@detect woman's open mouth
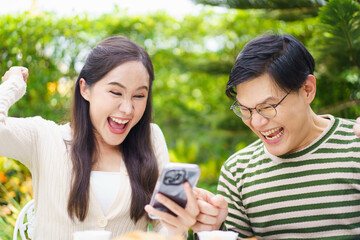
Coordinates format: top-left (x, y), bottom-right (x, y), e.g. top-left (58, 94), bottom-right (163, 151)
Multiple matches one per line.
top-left (108, 117), bottom-right (129, 134)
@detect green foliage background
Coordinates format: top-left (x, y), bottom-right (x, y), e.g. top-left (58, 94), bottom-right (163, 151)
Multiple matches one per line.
top-left (0, 0), bottom-right (359, 238)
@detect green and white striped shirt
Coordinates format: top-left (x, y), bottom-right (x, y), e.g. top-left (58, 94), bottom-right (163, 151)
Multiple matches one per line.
top-left (218, 115), bottom-right (360, 239)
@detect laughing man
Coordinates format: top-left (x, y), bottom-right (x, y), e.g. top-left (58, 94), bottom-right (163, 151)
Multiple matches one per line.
top-left (196, 34), bottom-right (360, 239)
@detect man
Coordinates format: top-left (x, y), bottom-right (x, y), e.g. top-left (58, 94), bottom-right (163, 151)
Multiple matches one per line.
top-left (193, 34), bottom-right (360, 239)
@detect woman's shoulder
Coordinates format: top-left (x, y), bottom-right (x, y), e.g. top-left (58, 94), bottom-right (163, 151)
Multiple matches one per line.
top-left (150, 123), bottom-right (165, 139)
top-left (149, 123), bottom-right (170, 166)
top-left (150, 122), bottom-right (161, 131)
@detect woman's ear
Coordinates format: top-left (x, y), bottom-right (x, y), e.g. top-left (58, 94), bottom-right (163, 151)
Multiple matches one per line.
top-left (79, 78), bottom-right (90, 101)
top-left (301, 74), bottom-right (316, 104)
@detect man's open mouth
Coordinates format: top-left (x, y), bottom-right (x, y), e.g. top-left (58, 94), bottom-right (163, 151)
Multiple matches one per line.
top-left (261, 127), bottom-right (284, 140)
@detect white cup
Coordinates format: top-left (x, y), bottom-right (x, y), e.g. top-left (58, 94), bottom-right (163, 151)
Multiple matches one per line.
top-left (197, 230), bottom-right (238, 240)
top-left (73, 230), bottom-right (112, 240)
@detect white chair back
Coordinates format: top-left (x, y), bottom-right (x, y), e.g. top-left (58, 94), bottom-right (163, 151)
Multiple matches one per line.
top-left (13, 199), bottom-right (35, 240)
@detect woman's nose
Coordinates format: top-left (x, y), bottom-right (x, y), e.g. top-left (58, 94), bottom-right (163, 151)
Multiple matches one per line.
top-left (119, 99), bottom-right (133, 115)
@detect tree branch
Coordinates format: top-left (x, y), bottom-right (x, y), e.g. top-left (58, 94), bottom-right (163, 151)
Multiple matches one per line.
top-left (340, 15), bottom-right (360, 68)
top-left (318, 99), bottom-right (360, 114)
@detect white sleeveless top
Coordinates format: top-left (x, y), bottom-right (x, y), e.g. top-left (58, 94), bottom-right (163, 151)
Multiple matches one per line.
top-left (91, 171), bottom-right (121, 214)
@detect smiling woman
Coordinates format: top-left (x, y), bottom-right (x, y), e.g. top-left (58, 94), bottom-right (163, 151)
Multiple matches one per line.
top-left (79, 61), bottom-right (149, 146)
top-left (0, 36), bottom-right (198, 239)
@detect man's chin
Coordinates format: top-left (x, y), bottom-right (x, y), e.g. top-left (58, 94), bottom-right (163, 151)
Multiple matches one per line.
top-left (264, 144), bottom-right (288, 156)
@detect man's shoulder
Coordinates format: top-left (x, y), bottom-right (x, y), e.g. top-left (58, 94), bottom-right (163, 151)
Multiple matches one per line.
top-left (331, 117), bottom-right (360, 143)
top-left (337, 117), bottom-right (356, 127)
top-left (333, 116), bottom-right (358, 136)
top-left (223, 139), bottom-right (264, 170)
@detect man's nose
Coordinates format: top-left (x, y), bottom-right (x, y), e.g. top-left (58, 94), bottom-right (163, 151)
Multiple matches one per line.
top-left (250, 110), bottom-right (269, 128)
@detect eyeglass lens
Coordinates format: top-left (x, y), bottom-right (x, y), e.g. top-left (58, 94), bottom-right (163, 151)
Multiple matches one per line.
top-left (235, 104), bottom-right (276, 119)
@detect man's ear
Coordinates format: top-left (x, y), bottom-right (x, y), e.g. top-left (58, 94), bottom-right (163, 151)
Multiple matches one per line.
top-left (301, 74), bottom-right (316, 104)
top-left (79, 78), bottom-right (90, 101)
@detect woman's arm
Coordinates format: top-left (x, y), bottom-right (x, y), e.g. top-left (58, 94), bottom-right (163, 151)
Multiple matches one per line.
top-left (0, 67), bottom-right (38, 169)
top-left (0, 67), bottom-right (28, 122)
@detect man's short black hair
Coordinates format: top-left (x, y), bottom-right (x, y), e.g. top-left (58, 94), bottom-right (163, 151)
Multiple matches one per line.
top-left (226, 34), bottom-right (315, 99)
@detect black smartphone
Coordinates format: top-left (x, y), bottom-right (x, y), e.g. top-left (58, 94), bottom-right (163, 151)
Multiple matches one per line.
top-left (148, 163), bottom-right (200, 219)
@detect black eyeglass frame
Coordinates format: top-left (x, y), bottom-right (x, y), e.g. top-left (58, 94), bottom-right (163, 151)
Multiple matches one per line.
top-left (230, 91), bottom-right (291, 119)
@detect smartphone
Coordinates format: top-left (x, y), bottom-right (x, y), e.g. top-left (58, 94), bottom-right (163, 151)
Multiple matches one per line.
top-left (148, 162), bottom-right (200, 219)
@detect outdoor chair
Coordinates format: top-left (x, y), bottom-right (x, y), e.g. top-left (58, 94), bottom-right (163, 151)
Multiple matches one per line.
top-left (13, 199), bottom-right (35, 240)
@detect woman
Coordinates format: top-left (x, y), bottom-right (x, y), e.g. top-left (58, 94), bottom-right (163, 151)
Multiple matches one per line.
top-left (0, 36), bottom-right (198, 239)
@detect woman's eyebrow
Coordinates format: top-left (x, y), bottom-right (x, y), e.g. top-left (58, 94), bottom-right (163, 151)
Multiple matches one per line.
top-left (107, 82), bottom-right (149, 91)
top-left (108, 82), bottom-right (126, 89)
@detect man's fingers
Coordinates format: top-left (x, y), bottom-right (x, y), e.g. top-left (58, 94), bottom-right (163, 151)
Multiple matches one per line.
top-left (197, 199), bottom-right (219, 217)
top-left (209, 194), bottom-right (228, 210)
top-left (196, 212), bottom-right (218, 225)
top-left (192, 222), bottom-right (216, 233)
top-left (193, 187), bottom-right (215, 202)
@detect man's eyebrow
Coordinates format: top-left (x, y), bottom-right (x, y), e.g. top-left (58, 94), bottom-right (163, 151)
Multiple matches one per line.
top-left (107, 82), bottom-right (149, 91)
top-left (238, 96), bottom-right (278, 107)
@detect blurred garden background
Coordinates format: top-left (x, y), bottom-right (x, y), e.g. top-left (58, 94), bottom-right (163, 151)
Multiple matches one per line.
top-left (1, 0), bottom-right (359, 238)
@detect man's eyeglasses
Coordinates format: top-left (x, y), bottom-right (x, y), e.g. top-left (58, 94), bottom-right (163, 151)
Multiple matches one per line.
top-left (230, 91), bottom-right (291, 119)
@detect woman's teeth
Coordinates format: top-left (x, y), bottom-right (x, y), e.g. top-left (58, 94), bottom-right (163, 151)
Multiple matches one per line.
top-left (261, 127), bottom-right (284, 140)
top-left (110, 117), bottom-right (129, 124)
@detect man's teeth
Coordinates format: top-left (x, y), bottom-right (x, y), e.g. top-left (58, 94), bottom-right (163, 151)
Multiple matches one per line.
top-left (261, 127), bottom-right (281, 136)
top-left (110, 117), bottom-right (129, 124)
top-left (261, 127), bottom-right (284, 140)
top-left (265, 131), bottom-right (283, 140)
